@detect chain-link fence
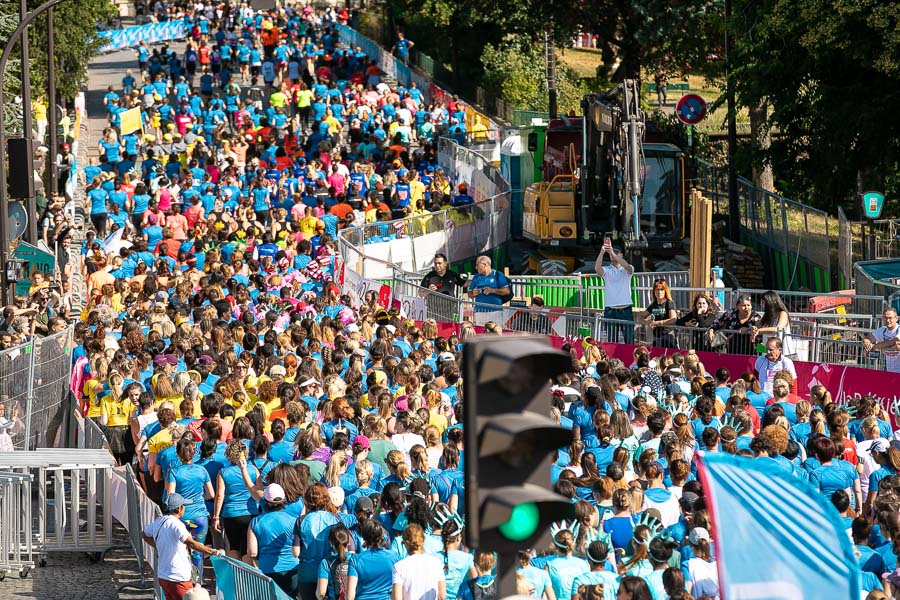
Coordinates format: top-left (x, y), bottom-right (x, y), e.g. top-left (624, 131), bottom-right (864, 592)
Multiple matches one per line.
top-left (695, 160), bottom-right (833, 292)
top-left (0, 327), bottom-right (74, 451)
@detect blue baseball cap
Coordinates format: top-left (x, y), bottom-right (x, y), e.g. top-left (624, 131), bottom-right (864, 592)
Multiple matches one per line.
top-left (166, 493), bottom-right (194, 511)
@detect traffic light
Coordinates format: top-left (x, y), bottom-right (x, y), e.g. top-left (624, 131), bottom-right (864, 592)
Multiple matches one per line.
top-left (463, 335), bottom-right (575, 596)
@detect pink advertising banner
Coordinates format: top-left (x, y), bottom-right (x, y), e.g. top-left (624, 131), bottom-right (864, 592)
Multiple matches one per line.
top-left (429, 321), bottom-right (899, 413)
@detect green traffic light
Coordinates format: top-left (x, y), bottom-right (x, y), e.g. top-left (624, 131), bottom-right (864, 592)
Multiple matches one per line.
top-left (498, 502), bottom-right (540, 541)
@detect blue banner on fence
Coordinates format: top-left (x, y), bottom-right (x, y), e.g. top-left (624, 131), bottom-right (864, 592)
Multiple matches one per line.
top-left (696, 452), bottom-right (861, 600)
top-left (98, 21), bottom-right (187, 53)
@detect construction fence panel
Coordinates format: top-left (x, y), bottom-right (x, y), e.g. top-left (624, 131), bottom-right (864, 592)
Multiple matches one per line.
top-left (0, 328), bottom-right (75, 451)
top-left (0, 341), bottom-right (32, 451)
top-left (695, 161), bottom-right (833, 291)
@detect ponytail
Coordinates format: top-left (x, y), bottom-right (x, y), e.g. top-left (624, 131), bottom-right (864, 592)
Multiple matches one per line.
top-left (440, 521), bottom-right (461, 574)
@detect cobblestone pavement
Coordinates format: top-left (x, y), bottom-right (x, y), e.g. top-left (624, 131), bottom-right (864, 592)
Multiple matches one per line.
top-left (0, 526), bottom-right (154, 600)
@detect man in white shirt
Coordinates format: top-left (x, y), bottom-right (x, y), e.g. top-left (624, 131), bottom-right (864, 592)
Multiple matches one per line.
top-left (754, 338), bottom-right (797, 395)
top-left (864, 308), bottom-right (900, 373)
top-left (142, 493), bottom-right (222, 600)
top-left (595, 242), bottom-right (635, 343)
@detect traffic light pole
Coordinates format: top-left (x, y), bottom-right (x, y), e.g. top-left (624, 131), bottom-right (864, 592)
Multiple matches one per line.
top-left (463, 336), bottom-right (575, 598)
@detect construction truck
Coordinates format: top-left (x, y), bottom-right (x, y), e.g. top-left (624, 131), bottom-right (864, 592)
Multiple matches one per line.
top-left (522, 80), bottom-right (687, 261)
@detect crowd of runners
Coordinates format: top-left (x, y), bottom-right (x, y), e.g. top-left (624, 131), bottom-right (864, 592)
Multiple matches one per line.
top-left (40, 2), bottom-right (900, 600)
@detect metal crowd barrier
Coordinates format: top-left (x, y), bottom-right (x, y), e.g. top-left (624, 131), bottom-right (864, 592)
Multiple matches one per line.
top-left (0, 472), bottom-right (35, 581)
top-left (0, 327), bottom-right (75, 451)
top-left (76, 410), bottom-right (111, 452)
top-left (737, 288), bottom-right (885, 320)
top-left (211, 554), bottom-right (294, 600)
top-left (0, 449), bottom-right (118, 563)
top-left (112, 465), bottom-right (161, 598)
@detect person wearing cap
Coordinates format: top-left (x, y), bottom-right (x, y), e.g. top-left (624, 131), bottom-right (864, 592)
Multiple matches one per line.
top-left (142, 492), bottom-right (223, 600)
top-left (450, 182), bottom-right (474, 207)
top-left (595, 237), bottom-right (636, 344)
top-left (466, 255), bottom-right (511, 326)
top-left (248, 482), bottom-right (304, 597)
top-left (856, 420), bottom-right (890, 500)
top-left (684, 527), bottom-right (718, 597)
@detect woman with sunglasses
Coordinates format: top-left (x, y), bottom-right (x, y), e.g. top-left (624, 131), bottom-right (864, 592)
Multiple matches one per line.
top-left (638, 280), bottom-right (678, 348)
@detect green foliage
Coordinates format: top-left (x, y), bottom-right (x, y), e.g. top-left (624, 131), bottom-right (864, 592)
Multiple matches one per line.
top-left (580, 0), bottom-right (724, 80)
top-left (0, 0), bottom-right (117, 134)
top-left (729, 0), bottom-right (900, 214)
top-left (480, 38), bottom-right (591, 115)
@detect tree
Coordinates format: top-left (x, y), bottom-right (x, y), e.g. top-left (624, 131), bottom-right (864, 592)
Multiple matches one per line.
top-left (729, 0), bottom-right (900, 213)
top-left (480, 38), bottom-right (587, 115)
top-left (0, 0), bottom-right (117, 134)
top-left (578, 0), bottom-right (723, 81)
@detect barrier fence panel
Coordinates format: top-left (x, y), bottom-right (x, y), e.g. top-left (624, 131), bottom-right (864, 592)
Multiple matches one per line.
top-left (113, 465), bottom-right (161, 598)
top-left (508, 276), bottom-right (583, 309)
top-left (211, 555), bottom-right (292, 600)
top-left (0, 328), bottom-right (74, 451)
top-left (76, 409), bottom-right (111, 452)
top-left (0, 340), bottom-right (32, 451)
top-left (0, 450), bottom-right (118, 563)
top-left (0, 472), bottom-right (35, 580)
top-left (736, 288), bottom-right (885, 320)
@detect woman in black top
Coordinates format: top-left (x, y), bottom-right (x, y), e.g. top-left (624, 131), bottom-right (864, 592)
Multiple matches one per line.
top-left (708, 294), bottom-right (762, 355)
top-left (676, 293), bottom-right (721, 352)
top-left (639, 279), bottom-right (678, 348)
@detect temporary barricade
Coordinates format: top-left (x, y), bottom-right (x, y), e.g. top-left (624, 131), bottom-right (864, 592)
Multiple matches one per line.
top-left (76, 410), bottom-right (110, 452)
top-left (737, 288), bottom-right (884, 320)
top-left (508, 275), bottom-right (583, 309)
top-left (0, 472), bottom-right (35, 580)
top-left (0, 450), bottom-right (118, 564)
top-left (112, 465), bottom-right (161, 598)
top-left (0, 327), bottom-right (75, 451)
top-left (211, 555), bottom-right (295, 600)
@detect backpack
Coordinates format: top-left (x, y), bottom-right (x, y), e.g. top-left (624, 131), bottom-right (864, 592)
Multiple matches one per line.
top-left (329, 557), bottom-right (350, 600)
top-left (468, 576), bottom-right (497, 600)
top-left (493, 270), bottom-right (513, 304)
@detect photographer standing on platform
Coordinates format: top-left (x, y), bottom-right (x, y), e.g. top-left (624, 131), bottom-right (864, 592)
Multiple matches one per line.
top-left (596, 240), bottom-right (635, 344)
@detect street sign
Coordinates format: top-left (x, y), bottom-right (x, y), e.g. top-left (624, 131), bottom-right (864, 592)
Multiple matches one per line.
top-left (675, 94), bottom-right (707, 125)
top-left (13, 241), bottom-right (56, 297)
top-left (863, 191), bottom-right (885, 220)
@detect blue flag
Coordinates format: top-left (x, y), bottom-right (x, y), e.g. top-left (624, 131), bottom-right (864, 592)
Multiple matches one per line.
top-left (696, 452), bottom-right (860, 599)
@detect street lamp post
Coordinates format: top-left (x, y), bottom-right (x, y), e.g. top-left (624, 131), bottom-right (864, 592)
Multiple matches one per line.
top-left (0, 0), bottom-right (68, 305)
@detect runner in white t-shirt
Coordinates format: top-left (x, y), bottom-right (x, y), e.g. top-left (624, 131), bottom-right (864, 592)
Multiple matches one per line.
top-left (392, 524), bottom-right (446, 600)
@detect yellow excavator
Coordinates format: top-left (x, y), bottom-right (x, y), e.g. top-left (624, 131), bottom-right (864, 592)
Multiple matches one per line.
top-left (523, 81), bottom-right (687, 259)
